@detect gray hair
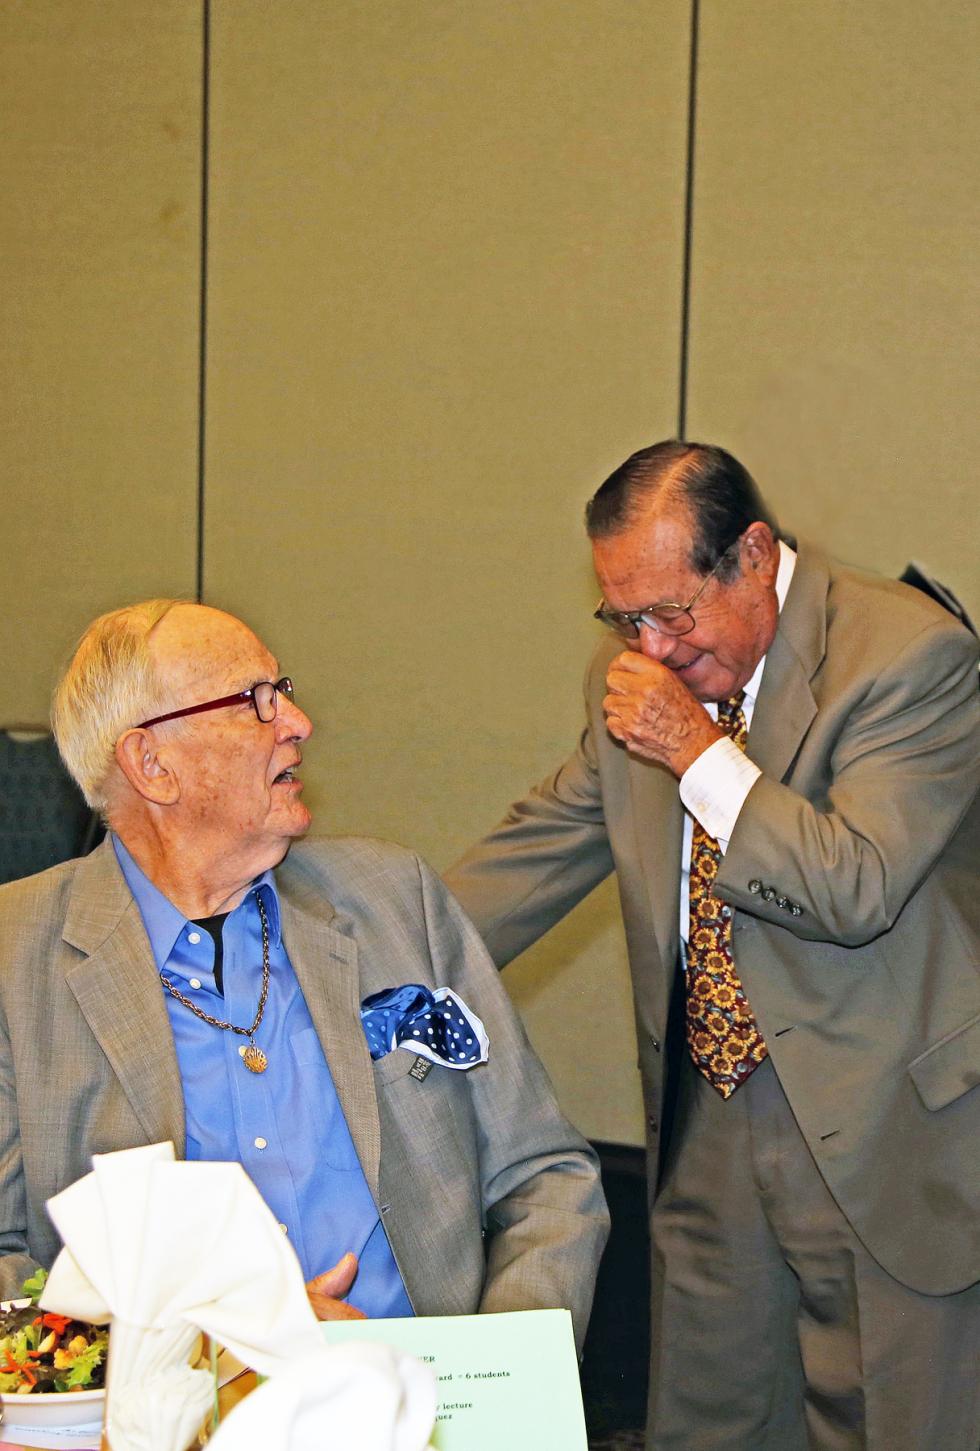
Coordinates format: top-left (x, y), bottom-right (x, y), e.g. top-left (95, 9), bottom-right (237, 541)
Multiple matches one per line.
top-left (51, 599), bottom-right (185, 810)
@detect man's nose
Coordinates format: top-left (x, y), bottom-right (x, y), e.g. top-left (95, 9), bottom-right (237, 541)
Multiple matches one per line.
top-left (636, 622), bottom-right (679, 662)
top-left (277, 697), bottom-right (313, 740)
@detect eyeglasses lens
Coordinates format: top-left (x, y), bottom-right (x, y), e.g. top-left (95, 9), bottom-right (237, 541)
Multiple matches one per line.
top-left (254, 677), bottom-right (295, 722)
top-left (644, 607), bottom-right (695, 637)
top-left (252, 683), bottom-right (275, 722)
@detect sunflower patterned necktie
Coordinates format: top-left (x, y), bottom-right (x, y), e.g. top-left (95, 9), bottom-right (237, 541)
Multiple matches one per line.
top-left (685, 693), bottom-right (768, 1097)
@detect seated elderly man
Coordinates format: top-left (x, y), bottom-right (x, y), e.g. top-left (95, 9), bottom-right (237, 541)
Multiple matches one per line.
top-left (0, 600), bottom-right (608, 1343)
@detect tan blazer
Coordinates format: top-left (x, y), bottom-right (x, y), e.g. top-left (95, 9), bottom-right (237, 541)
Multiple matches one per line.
top-left (446, 544), bottom-right (980, 1294)
top-left (0, 836), bottom-right (608, 1349)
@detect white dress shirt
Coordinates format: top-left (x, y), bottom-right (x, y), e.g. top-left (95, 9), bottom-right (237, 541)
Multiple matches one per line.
top-left (676, 540), bottom-right (797, 939)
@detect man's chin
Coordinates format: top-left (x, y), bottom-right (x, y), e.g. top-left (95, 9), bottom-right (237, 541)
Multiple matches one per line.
top-left (268, 807), bottom-right (314, 863)
top-left (287, 805), bottom-right (313, 839)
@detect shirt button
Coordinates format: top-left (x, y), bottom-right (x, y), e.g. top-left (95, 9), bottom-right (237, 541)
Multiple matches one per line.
top-left (279, 1223), bottom-right (288, 1235)
top-left (187, 931), bottom-right (201, 945)
top-left (254, 1137), bottom-right (267, 1150)
top-left (189, 978), bottom-right (202, 990)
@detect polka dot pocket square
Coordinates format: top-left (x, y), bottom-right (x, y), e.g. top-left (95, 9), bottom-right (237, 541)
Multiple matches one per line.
top-left (360, 984), bottom-right (489, 1069)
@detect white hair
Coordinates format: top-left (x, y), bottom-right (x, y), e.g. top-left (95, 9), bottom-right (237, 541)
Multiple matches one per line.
top-left (51, 599), bottom-right (186, 810)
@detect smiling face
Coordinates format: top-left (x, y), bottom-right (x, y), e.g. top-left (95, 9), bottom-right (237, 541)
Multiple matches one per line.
top-left (146, 605), bottom-right (313, 879)
top-left (592, 494), bottom-right (780, 702)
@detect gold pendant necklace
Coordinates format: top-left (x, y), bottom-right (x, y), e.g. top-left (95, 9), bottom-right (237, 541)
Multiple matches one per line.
top-left (242, 1043), bottom-right (268, 1074)
top-left (161, 895), bottom-right (272, 1073)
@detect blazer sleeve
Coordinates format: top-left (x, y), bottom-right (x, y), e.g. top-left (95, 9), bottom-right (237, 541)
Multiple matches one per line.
top-left (444, 672), bottom-right (615, 967)
top-left (417, 857), bottom-right (610, 1354)
top-left (0, 990), bottom-right (39, 1297)
top-left (718, 618), bottom-right (980, 945)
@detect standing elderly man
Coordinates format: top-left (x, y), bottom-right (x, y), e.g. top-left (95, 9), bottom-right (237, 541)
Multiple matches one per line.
top-left (0, 600), bottom-right (608, 1346)
top-left (445, 440), bottom-right (980, 1450)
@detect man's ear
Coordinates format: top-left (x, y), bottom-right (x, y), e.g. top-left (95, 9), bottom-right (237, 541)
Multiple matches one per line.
top-left (741, 522), bottom-right (778, 582)
top-left (114, 729), bottom-right (181, 806)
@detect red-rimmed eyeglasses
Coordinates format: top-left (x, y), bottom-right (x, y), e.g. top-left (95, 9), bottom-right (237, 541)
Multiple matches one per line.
top-left (136, 677), bottom-right (294, 729)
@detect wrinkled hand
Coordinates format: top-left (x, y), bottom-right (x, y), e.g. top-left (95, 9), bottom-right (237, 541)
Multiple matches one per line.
top-left (603, 652), bottom-right (722, 777)
top-left (305, 1251), bottom-right (367, 1321)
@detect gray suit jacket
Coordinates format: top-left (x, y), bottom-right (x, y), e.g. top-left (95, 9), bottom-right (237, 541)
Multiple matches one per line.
top-left (0, 836), bottom-right (608, 1349)
top-left (446, 544), bottom-right (980, 1295)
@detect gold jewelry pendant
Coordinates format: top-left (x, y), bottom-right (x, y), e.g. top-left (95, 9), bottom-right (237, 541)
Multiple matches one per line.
top-left (243, 1044), bottom-right (268, 1074)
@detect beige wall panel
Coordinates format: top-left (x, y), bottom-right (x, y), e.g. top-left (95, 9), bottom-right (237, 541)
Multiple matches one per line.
top-left (2, 1), bottom-right (202, 724)
top-left (206, 0), bottom-right (692, 1143)
top-left (688, 0), bottom-right (980, 615)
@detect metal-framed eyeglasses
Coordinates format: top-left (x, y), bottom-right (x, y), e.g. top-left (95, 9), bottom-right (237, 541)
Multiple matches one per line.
top-left (593, 543), bottom-right (738, 640)
top-left (136, 677), bottom-right (295, 730)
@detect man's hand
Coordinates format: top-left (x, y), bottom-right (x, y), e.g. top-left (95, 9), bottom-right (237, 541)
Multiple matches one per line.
top-left (603, 652), bottom-right (722, 777)
top-left (305, 1251), bottom-right (367, 1321)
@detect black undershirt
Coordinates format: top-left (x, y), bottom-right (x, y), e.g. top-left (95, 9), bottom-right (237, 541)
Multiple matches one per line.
top-left (191, 913), bottom-right (229, 994)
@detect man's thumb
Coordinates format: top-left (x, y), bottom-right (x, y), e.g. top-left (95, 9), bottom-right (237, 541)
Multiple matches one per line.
top-left (309, 1251), bottom-right (359, 1298)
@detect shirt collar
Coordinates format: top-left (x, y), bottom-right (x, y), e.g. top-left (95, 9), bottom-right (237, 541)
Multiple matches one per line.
top-left (111, 833), bottom-right (283, 971)
top-left (741, 538), bottom-right (797, 707)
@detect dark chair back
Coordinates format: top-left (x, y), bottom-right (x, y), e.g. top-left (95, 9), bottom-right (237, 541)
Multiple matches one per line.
top-left (0, 729), bottom-right (104, 885)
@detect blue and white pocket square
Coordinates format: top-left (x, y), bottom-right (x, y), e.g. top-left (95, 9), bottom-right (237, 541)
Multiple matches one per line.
top-left (360, 983), bottom-right (489, 1069)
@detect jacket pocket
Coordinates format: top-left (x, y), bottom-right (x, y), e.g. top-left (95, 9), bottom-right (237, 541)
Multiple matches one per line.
top-left (908, 1011), bottom-right (980, 1110)
top-left (372, 1045), bottom-right (422, 1087)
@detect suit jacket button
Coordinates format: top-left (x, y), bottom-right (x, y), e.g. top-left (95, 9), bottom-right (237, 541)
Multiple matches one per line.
top-left (748, 879), bottom-right (762, 893)
top-left (762, 886), bottom-right (776, 902)
top-left (647, 1114), bottom-right (658, 1132)
top-left (776, 895), bottom-right (789, 909)
top-left (649, 1035), bottom-right (661, 1052)
top-left (790, 903), bottom-right (802, 916)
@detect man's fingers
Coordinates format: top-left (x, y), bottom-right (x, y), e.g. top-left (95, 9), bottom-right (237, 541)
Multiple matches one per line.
top-left (610, 650), bottom-right (667, 676)
top-left (306, 1290), bottom-right (367, 1322)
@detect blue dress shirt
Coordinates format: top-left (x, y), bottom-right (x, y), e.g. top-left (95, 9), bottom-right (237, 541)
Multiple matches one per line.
top-left (112, 835), bottom-right (413, 1318)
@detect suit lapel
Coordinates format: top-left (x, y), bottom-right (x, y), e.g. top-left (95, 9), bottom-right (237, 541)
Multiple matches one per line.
top-left (627, 753), bottom-right (684, 991)
top-left (748, 543), bottom-right (828, 780)
top-left (278, 887), bottom-right (382, 1198)
top-left (62, 842), bottom-right (185, 1153)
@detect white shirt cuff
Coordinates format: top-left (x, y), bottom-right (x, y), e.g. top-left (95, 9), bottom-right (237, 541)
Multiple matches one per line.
top-left (679, 736), bottom-right (762, 850)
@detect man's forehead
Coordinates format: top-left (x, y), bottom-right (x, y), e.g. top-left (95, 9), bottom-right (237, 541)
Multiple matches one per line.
top-left (150, 605), bottom-right (277, 688)
top-left (593, 504), bottom-right (697, 592)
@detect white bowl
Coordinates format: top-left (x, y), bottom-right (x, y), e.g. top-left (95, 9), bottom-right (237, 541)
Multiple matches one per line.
top-left (0, 1384), bottom-right (105, 1431)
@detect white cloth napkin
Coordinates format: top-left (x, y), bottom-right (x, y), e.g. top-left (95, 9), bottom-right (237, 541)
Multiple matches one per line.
top-left (41, 1142), bottom-right (327, 1451)
top-left (208, 1343), bottom-right (436, 1451)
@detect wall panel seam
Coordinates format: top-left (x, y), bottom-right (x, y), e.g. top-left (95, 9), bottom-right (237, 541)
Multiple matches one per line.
top-left (196, 0), bottom-right (211, 604)
top-left (677, 0), bottom-right (699, 441)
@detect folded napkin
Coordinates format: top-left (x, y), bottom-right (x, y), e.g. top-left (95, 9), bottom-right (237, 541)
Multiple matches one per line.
top-left (209, 1342), bottom-right (436, 1451)
top-left (361, 984), bottom-right (489, 1068)
top-left (41, 1142), bottom-right (325, 1451)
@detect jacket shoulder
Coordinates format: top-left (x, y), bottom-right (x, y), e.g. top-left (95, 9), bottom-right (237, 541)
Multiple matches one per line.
top-left (0, 855), bottom-right (81, 934)
top-left (825, 553), bottom-right (978, 654)
top-left (278, 836), bottom-right (429, 921)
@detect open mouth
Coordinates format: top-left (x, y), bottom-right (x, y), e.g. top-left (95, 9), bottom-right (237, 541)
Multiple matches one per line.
top-left (274, 765), bottom-right (300, 784)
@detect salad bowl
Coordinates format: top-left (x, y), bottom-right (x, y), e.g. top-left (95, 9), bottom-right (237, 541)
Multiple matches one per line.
top-left (0, 1382), bottom-right (104, 1430)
